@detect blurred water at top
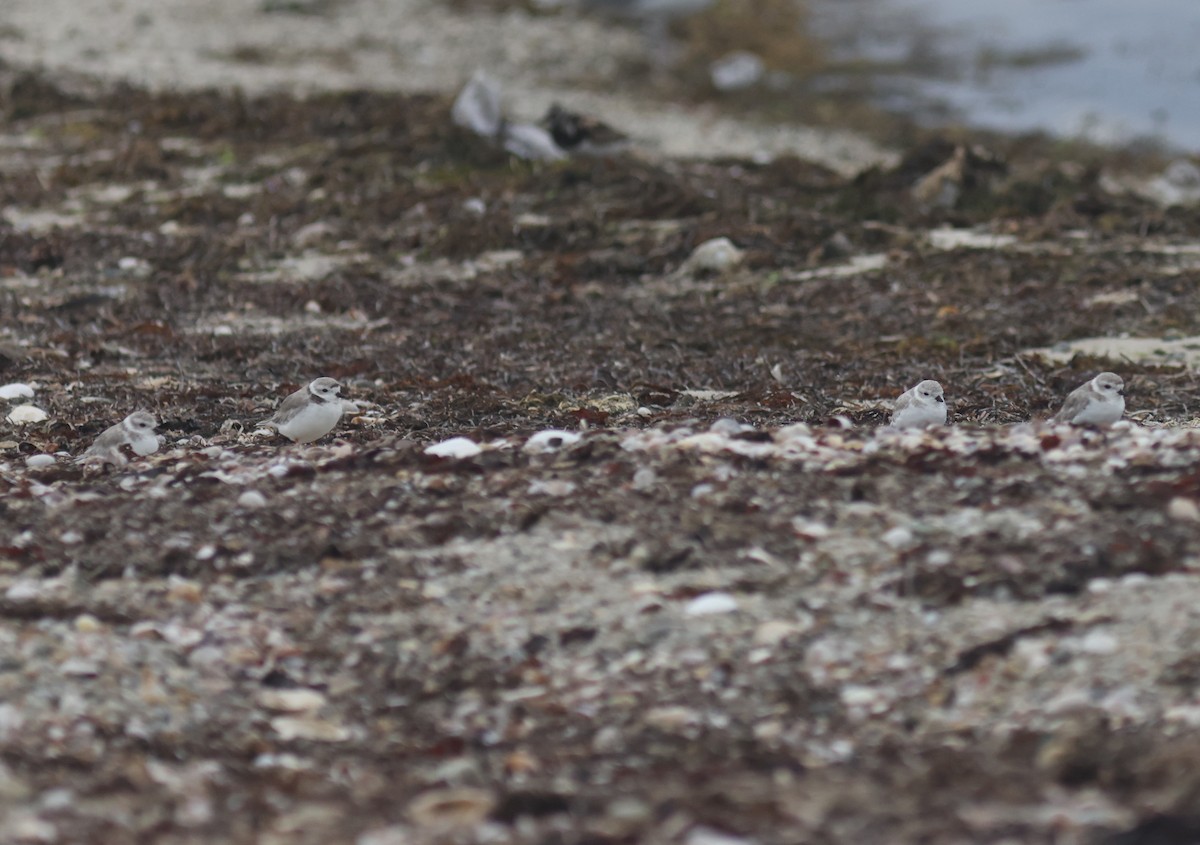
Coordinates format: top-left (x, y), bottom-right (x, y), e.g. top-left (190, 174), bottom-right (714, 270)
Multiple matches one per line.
top-left (810, 0), bottom-right (1200, 150)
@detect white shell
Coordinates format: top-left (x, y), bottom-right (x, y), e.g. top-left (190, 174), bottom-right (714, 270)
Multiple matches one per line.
top-left (684, 237), bottom-right (743, 273)
top-left (684, 592), bottom-right (740, 616)
top-left (424, 437), bottom-right (483, 459)
top-left (5, 404), bottom-right (48, 424)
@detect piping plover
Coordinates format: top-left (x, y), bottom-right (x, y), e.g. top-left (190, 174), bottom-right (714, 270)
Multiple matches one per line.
top-left (261, 377), bottom-right (345, 443)
top-left (890, 379), bottom-right (947, 429)
top-left (78, 411), bottom-right (160, 465)
top-left (1052, 372), bottom-right (1125, 427)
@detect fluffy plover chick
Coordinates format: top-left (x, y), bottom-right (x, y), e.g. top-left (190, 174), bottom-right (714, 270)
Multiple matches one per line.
top-left (890, 379), bottom-right (947, 429)
top-left (1052, 372), bottom-right (1125, 427)
top-left (262, 377), bottom-right (345, 443)
top-left (78, 411), bottom-right (160, 465)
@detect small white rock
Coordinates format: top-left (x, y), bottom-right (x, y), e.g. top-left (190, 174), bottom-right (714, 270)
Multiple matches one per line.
top-left (631, 467), bottom-right (657, 490)
top-left (24, 454), bottom-right (56, 468)
top-left (710, 50), bottom-right (766, 91)
top-left (5, 404), bottom-right (48, 424)
top-left (684, 592), bottom-right (739, 616)
top-left (684, 237), bottom-right (743, 274)
top-left (237, 490), bottom-right (268, 509)
top-left (0, 383), bottom-right (34, 400)
top-left (424, 437), bottom-right (482, 459)
top-left (881, 526), bottom-right (915, 549)
top-left (1167, 497), bottom-right (1200, 523)
top-left (1077, 630), bottom-right (1120, 655)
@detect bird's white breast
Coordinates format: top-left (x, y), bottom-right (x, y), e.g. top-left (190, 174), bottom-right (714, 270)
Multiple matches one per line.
top-left (128, 430), bottom-right (160, 456)
top-left (1071, 395), bottom-right (1124, 426)
top-left (276, 401), bottom-right (343, 443)
top-left (892, 400), bottom-right (946, 430)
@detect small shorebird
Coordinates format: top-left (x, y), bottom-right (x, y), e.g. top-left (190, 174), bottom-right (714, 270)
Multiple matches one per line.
top-left (78, 411), bottom-right (160, 465)
top-left (261, 377), bottom-right (346, 443)
top-left (1052, 372), bottom-right (1125, 427)
top-left (890, 379), bottom-right (947, 429)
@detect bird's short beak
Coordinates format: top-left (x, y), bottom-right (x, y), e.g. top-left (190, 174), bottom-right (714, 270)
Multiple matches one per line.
top-left (937, 396), bottom-right (945, 403)
top-left (1118, 389), bottom-right (1125, 396)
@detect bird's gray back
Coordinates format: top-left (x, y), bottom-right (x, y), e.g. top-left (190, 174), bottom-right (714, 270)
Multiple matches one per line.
top-left (268, 387), bottom-right (311, 425)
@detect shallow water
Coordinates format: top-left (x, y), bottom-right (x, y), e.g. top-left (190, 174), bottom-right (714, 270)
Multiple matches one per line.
top-left (811, 0), bottom-right (1200, 151)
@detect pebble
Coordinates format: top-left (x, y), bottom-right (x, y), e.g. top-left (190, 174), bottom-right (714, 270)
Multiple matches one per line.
top-left (881, 525), bottom-right (915, 549)
top-left (1077, 630), bottom-right (1120, 655)
top-left (24, 454), bottom-right (56, 468)
top-left (237, 490), bottom-right (268, 509)
top-left (683, 237), bottom-right (743, 274)
top-left (710, 50), bottom-right (765, 91)
top-left (631, 467), bottom-right (657, 490)
top-left (1167, 496), bottom-right (1200, 523)
top-left (74, 615), bottom-right (102, 633)
top-left (684, 592), bottom-right (739, 616)
top-left (0, 382), bottom-right (34, 400)
top-left (607, 798), bottom-right (652, 823)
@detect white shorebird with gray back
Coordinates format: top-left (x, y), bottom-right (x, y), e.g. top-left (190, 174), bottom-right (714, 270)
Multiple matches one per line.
top-left (890, 379), bottom-right (947, 430)
top-left (1052, 372), bottom-right (1124, 427)
top-left (261, 377), bottom-right (346, 443)
top-left (78, 411), bottom-right (160, 465)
